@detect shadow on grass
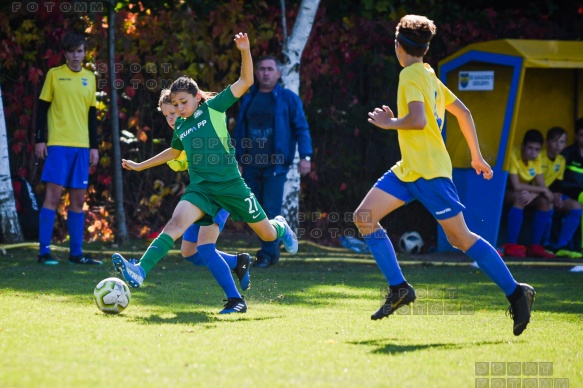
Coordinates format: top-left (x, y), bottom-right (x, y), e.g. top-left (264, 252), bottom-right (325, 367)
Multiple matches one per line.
top-left (1, 248), bottom-right (581, 316)
top-left (349, 338), bottom-right (514, 355)
top-left (130, 311), bottom-right (287, 326)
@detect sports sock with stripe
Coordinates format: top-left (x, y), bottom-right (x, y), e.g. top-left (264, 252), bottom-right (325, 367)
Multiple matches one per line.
top-left (139, 233), bottom-right (174, 274)
top-left (67, 210), bottom-right (84, 257)
top-left (39, 207), bottom-right (56, 255)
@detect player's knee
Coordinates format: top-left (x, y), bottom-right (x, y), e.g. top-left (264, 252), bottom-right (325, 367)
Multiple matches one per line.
top-left (353, 208), bottom-right (371, 230)
top-left (445, 232), bottom-right (474, 251)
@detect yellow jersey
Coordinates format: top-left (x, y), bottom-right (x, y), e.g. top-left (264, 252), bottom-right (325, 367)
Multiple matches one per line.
top-left (508, 146), bottom-right (542, 184)
top-left (39, 65), bottom-right (97, 147)
top-left (391, 62), bottom-right (458, 182)
top-left (539, 150), bottom-right (565, 187)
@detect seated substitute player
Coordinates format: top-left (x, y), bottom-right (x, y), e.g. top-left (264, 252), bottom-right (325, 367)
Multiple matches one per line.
top-left (357, 15), bottom-right (535, 336)
top-left (540, 126), bottom-right (582, 258)
top-left (112, 33), bottom-right (298, 315)
top-left (557, 117), bottom-right (583, 251)
top-left (503, 129), bottom-right (556, 258)
top-left (158, 88), bottom-right (252, 290)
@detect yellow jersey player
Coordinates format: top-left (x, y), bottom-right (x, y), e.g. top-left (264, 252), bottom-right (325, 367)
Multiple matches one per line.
top-left (356, 14), bottom-right (535, 336)
top-left (504, 129), bottom-right (555, 258)
top-left (540, 126), bottom-right (582, 258)
top-left (34, 31), bottom-right (102, 266)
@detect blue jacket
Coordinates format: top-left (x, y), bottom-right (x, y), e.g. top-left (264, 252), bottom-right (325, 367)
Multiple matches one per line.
top-left (234, 83), bottom-right (313, 174)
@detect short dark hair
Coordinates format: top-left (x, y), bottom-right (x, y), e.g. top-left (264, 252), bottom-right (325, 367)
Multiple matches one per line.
top-left (575, 117), bottom-right (583, 134)
top-left (395, 15), bottom-right (436, 57)
top-left (61, 31), bottom-right (86, 51)
top-left (522, 129), bottom-right (544, 145)
top-left (546, 126), bottom-right (567, 141)
top-left (257, 55), bottom-right (281, 71)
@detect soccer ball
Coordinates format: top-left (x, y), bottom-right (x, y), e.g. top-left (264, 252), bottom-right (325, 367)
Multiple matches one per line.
top-left (94, 277), bottom-right (131, 314)
top-left (398, 231), bottom-right (424, 254)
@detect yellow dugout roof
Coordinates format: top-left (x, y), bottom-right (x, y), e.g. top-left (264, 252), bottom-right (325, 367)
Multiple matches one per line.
top-left (442, 39), bottom-right (583, 69)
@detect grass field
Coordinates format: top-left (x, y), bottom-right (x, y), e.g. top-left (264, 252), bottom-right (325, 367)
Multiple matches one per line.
top-left (0, 240), bottom-right (582, 387)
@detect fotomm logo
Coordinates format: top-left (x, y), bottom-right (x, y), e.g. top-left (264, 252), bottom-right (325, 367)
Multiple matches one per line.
top-left (475, 362), bottom-right (568, 387)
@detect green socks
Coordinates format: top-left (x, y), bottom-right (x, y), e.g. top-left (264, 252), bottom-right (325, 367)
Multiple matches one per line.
top-left (139, 233), bottom-right (175, 274)
top-left (269, 219), bottom-right (286, 239)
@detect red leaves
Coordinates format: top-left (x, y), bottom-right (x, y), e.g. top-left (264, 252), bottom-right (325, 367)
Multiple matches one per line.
top-left (13, 129), bottom-right (27, 141)
top-left (11, 143), bottom-right (22, 155)
top-left (28, 67), bottom-right (43, 85)
top-left (124, 85), bottom-right (136, 99)
top-left (18, 114), bottom-right (30, 129)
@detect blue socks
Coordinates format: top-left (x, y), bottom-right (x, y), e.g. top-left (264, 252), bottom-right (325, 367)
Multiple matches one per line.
top-left (261, 239), bottom-right (280, 259)
top-left (465, 237), bottom-right (518, 296)
top-left (39, 207), bottom-right (56, 255)
top-left (557, 209), bottom-right (582, 248)
top-left (67, 211), bottom-right (84, 256)
top-left (217, 251), bottom-right (237, 269)
top-left (185, 250), bottom-right (237, 269)
top-left (506, 207), bottom-right (523, 244)
top-left (185, 252), bottom-right (206, 266)
top-left (531, 210), bottom-right (553, 245)
top-left (362, 229), bottom-right (406, 286)
top-left (197, 244), bottom-right (240, 299)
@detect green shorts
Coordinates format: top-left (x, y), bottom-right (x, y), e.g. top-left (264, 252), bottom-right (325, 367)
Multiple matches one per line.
top-left (181, 178), bottom-right (267, 226)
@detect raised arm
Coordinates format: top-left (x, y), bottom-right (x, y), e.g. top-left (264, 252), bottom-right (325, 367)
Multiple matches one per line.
top-left (230, 33), bottom-right (253, 98)
top-left (122, 148), bottom-right (182, 171)
top-left (445, 99), bottom-right (493, 180)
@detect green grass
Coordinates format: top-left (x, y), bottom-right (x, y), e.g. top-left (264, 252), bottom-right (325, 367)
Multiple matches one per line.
top-left (0, 242), bottom-right (582, 387)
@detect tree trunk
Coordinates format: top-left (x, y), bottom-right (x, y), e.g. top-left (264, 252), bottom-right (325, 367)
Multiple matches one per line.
top-left (279, 0), bottom-right (320, 232)
top-left (0, 81), bottom-right (24, 243)
top-left (109, 0), bottom-right (129, 243)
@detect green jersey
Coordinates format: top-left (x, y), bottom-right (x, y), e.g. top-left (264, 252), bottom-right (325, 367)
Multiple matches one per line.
top-left (171, 87), bottom-right (240, 184)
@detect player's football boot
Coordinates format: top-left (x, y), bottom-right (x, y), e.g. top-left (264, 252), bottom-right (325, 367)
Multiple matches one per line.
top-left (68, 254), bottom-right (103, 265)
top-left (526, 244), bottom-right (556, 259)
top-left (219, 297), bottom-right (247, 314)
top-left (274, 215), bottom-right (298, 255)
top-left (234, 253), bottom-right (251, 291)
top-left (38, 253), bottom-right (59, 265)
top-left (506, 283), bottom-right (536, 336)
top-left (112, 253), bottom-right (146, 288)
top-left (371, 282), bottom-right (417, 320)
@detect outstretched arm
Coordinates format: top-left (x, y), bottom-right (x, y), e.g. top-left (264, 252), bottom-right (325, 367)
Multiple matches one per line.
top-left (445, 99), bottom-right (493, 180)
top-left (122, 148), bottom-right (182, 171)
top-left (230, 33), bottom-right (253, 98)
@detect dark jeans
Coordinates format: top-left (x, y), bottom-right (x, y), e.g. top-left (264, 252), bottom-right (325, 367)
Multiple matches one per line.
top-left (242, 165), bottom-right (287, 260)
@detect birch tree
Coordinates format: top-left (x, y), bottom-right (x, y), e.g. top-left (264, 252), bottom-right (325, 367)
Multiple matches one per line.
top-left (0, 81), bottom-right (24, 243)
top-left (279, 0), bottom-right (320, 232)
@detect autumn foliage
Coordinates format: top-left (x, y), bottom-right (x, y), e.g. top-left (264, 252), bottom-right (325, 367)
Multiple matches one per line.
top-left (1, 0), bottom-right (581, 245)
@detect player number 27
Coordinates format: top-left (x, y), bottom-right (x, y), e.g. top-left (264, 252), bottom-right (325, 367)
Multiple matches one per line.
top-left (245, 195), bottom-right (259, 214)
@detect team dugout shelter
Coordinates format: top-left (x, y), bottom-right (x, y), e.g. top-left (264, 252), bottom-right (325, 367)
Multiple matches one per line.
top-left (437, 39), bottom-right (583, 251)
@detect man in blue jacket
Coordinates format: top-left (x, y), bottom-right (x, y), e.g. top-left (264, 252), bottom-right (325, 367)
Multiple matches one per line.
top-left (234, 55), bottom-right (313, 267)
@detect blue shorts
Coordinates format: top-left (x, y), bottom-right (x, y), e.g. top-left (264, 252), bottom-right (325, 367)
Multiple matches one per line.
top-left (41, 146), bottom-right (89, 189)
top-left (183, 208), bottom-right (230, 243)
top-left (374, 170), bottom-right (465, 220)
